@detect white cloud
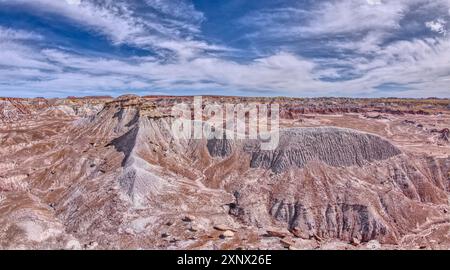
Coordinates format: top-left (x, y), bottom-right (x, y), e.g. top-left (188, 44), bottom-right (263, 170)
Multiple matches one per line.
top-left (144, 0), bottom-right (204, 22)
top-left (0, 42), bottom-right (55, 70)
top-left (366, 0), bottom-right (382, 6)
top-left (65, 0), bottom-right (80, 6)
top-left (0, 26), bottom-right (42, 40)
top-left (425, 19), bottom-right (447, 35)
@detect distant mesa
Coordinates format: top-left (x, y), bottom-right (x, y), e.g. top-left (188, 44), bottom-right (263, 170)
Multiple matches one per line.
top-left (67, 95), bottom-right (113, 100)
top-left (115, 94), bottom-right (141, 101)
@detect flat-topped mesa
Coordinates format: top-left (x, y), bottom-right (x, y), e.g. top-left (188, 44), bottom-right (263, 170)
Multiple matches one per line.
top-left (104, 94), bottom-right (143, 108)
top-left (56, 96), bottom-right (112, 107)
top-left (66, 95), bottom-right (113, 100)
top-left (100, 95), bottom-right (171, 119)
top-left (249, 127), bottom-right (402, 173)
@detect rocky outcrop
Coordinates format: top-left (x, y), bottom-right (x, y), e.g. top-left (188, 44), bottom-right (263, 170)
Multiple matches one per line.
top-left (0, 98), bottom-right (42, 122)
top-left (440, 128), bottom-right (449, 142)
top-left (207, 136), bottom-right (234, 158)
top-left (269, 200), bottom-right (390, 242)
top-left (101, 98), bottom-right (176, 206)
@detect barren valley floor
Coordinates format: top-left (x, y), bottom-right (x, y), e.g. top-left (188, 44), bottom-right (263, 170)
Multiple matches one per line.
top-left (0, 95), bottom-right (449, 250)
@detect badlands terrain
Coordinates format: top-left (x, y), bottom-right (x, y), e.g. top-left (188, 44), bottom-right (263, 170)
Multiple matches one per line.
top-left (0, 95), bottom-right (449, 250)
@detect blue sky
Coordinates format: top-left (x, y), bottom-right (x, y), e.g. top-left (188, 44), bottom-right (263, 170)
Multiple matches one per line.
top-left (0, 0), bottom-right (449, 98)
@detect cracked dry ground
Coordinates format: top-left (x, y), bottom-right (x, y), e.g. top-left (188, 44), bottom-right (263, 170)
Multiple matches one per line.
top-left (0, 96), bottom-right (449, 250)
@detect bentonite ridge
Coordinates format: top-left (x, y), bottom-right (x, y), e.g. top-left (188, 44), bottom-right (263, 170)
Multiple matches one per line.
top-left (206, 127), bottom-right (402, 173)
top-left (253, 128), bottom-right (401, 173)
top-left (0, 95), bottom-right (449, 250)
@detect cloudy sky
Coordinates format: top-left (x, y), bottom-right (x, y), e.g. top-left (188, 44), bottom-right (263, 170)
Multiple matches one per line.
top-left (0, 0), bottom-right (449, 98)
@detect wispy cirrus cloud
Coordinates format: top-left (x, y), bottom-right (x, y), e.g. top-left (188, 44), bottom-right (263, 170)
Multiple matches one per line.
top-left (0, 0), bottom-right (225, 60)
top-left (0, 27), bottom-right (54, 70)
top-left (0, 26), bottom-right (43, 40)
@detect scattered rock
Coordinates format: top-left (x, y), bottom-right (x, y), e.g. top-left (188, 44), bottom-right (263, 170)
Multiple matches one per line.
top-left (290, 227), bottom-right (310, 239)
top-left (402, 120), bottom-right (416, 125)
top-left (66, 239), bottom-right (82, 250)
top-left (364, 114), bottom-right (387, 120)
top-left (182, 215), bottom-right (195, 222)
top-left (214, 224), bottom-right (235, 232)
top-left (169, 238), bottom-right (179, 243)
top-left (351, 237), bottom-right (361, 246)
top-left (220, 230), bottom-right (235, 239)
top-left (266, 228), bottom-right (289, 238)
top-left (189, 224), bottom-right (199, 232)
top-left (84, 241), bottom-right (98, 250)
top-left (312, 234), bottom-right (323, 242)
top-left (366, 240), bottom-right (381, 250)
top-left (280, 238), bottom-right (295, 248)
top-left (165, 221), bottom-right (174, 226)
